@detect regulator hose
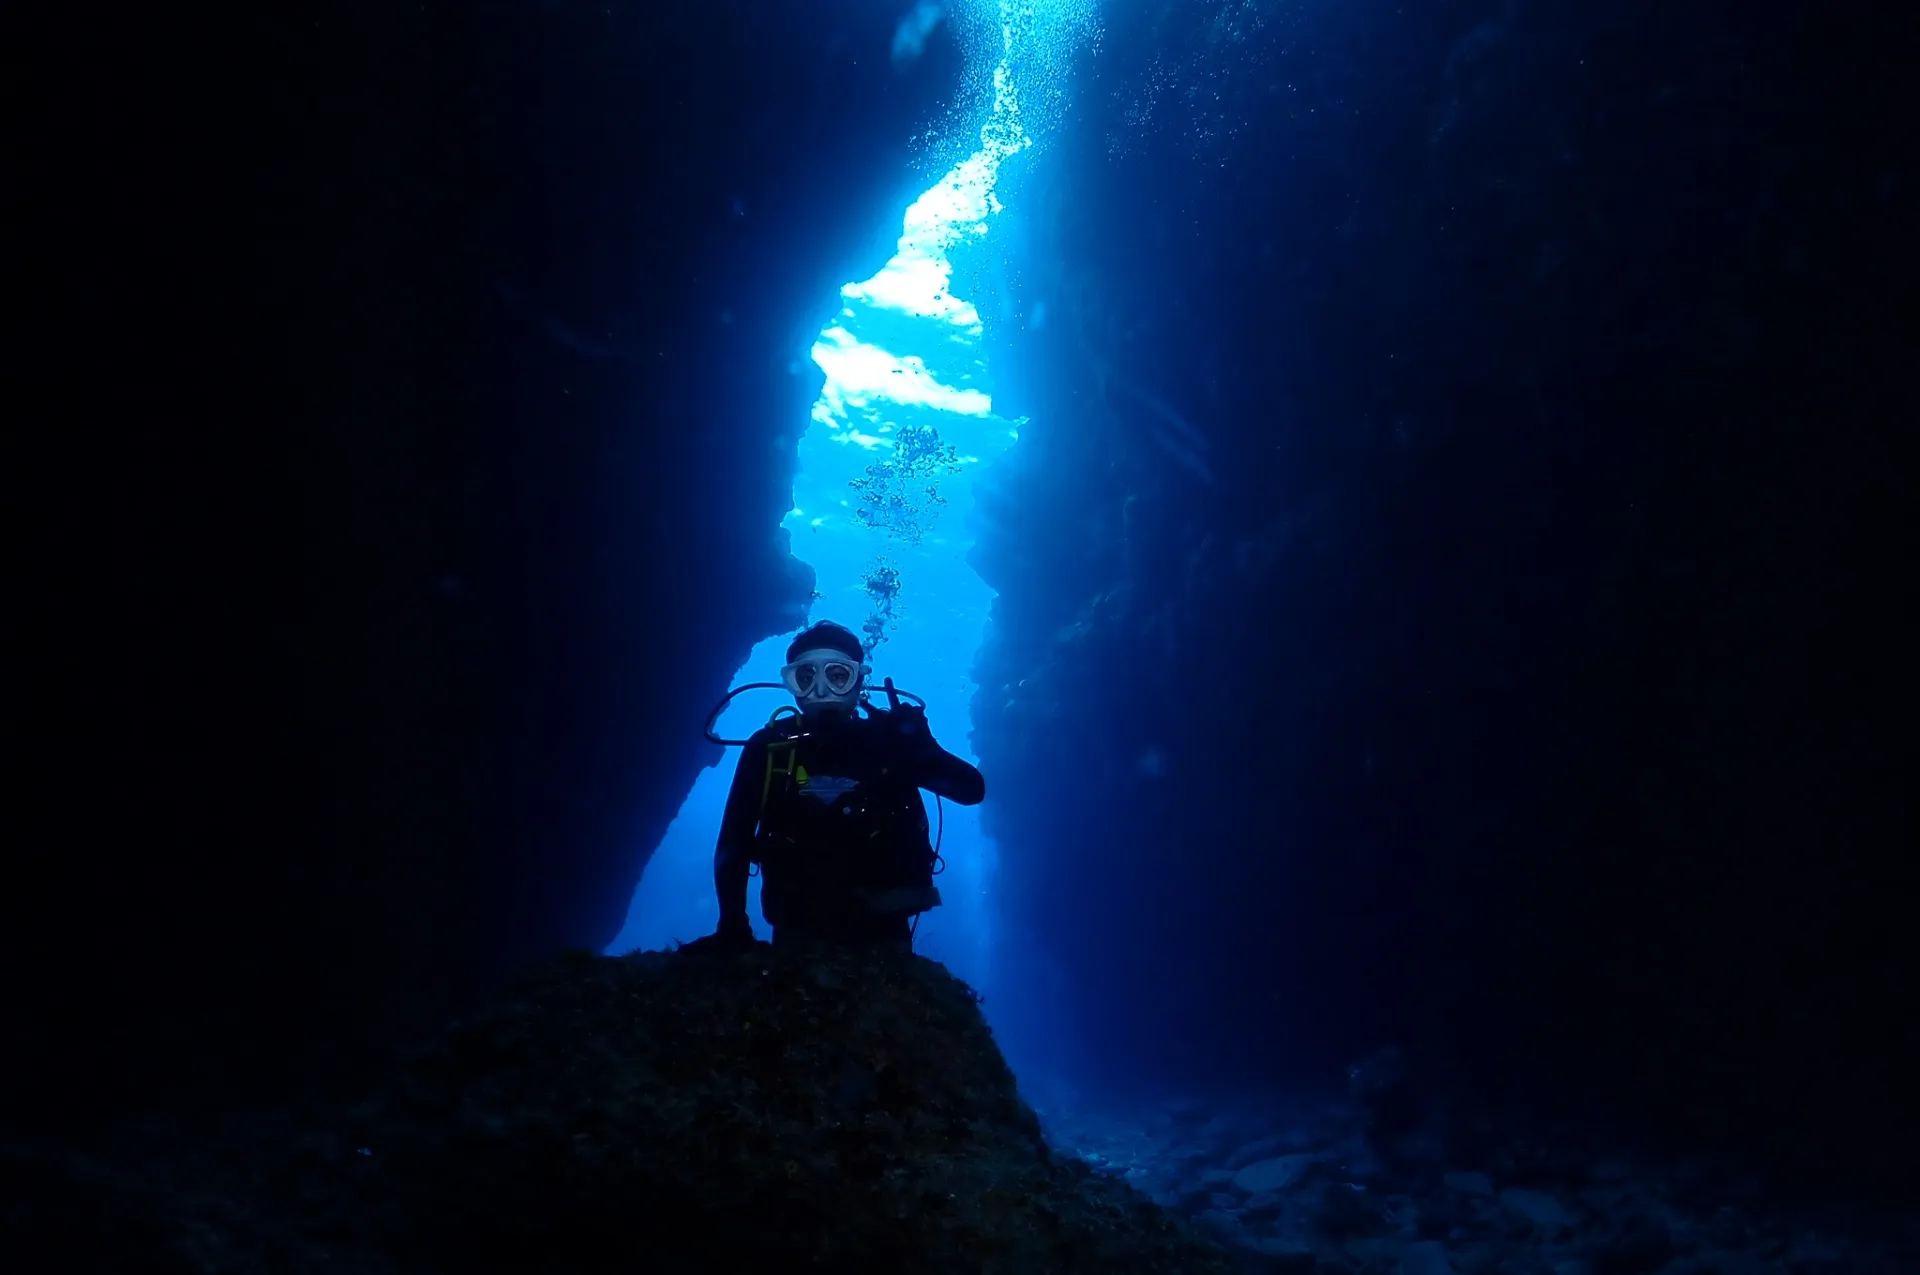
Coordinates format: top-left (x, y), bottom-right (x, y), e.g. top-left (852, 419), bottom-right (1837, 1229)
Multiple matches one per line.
top-left (702, 680), bottom-right (926, 746)
top-left (701, 676), bottom-right (948, 880)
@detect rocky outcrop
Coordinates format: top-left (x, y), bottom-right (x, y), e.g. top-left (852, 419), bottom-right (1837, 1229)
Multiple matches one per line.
top-left (3, 946), bottom-right (1241, 1275)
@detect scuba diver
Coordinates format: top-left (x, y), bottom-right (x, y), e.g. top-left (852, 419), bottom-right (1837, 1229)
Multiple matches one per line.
top-left (693, 620), bottom-right (985, 952)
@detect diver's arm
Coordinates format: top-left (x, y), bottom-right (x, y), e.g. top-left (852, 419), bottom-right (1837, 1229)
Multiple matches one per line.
top-left (913, 742), bottom-right (986, 806)
top-left (874, 706), bottom-right (987, 805)
top-left (713, 733), bottom-right (766, 928)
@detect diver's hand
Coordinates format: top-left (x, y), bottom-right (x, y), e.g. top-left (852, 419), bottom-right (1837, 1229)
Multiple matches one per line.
top-left (879, 698), bottom-right (929, 748)
top-left (875, 701), bottom-right (940, 760)
top-left (678, 915), bottom-right (763, 955)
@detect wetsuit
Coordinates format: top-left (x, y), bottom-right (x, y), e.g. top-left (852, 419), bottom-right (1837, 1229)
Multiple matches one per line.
top-left (714, 709), bottom-right (985, 947)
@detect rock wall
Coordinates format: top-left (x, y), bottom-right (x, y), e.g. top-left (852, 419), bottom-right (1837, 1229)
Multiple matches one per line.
top-left (12, 0), bottom-right (963, 1135)
top-left (965, 0), bottom-right (1911, 1189)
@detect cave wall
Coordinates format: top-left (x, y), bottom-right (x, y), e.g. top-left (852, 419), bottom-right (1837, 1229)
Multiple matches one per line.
top-left (12, 0), bottom-right (963, 1135)
top-left (967, 0), bottom-right (1909, 1182)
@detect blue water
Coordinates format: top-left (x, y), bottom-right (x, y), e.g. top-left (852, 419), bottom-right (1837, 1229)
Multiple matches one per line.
top-left (607, 1), bottom-right (1096, 1014)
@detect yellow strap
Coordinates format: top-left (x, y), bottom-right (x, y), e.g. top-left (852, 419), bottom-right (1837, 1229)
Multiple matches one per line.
top-left (760, 707), bottom-right (803, 810)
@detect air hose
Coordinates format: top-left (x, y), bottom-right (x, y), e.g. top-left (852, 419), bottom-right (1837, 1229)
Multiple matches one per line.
top-left (701, 677), bottom-right (945, 869)
top-left (702, 680), bottom-right (925, 746)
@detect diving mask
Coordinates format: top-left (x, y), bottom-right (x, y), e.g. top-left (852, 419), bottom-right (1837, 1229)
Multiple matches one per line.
top-left (781, 647), bottom-right (870, 715)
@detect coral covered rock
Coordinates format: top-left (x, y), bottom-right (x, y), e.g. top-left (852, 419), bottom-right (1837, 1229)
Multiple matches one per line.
top-left (7, 945), bottom-right (1241, 1274)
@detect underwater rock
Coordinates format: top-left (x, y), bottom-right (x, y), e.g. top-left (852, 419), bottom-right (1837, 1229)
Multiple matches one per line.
top-left (1442, 1170), bottom-right (1495, 1196)
top-left (1226, 1133), bottom-right (1293, 1168)
top-left (1252, 1238), bottom-right (1319, 1271)
top-left (1398, 1238), bottom-right (1460, 1275)
top-left (3, 946), bottom-right (1240, 1274)
top-left (1242, 1189), bottom-right (1286, 1217)
top-left (1498, 1186), bottom-right (1574, 1239)
top-left (1029, 1091), bottom-right (1918, 1275)
top-left (1589, 1215), bottom-right (1676, 1275)
top-left (1232, 1152), bottom-right (1317, 1194)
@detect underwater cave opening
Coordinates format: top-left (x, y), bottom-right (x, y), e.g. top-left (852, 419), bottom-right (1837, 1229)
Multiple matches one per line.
top-left (607, 2), bottom-right (1101, 1026)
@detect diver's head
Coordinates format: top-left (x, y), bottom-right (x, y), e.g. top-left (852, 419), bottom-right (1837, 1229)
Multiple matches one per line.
top-left (781, 621), bottom-right (869, 720)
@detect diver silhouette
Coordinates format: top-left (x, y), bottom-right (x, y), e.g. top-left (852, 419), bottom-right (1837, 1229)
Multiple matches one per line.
top-left (687, 620), bottom-right (985, 953)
